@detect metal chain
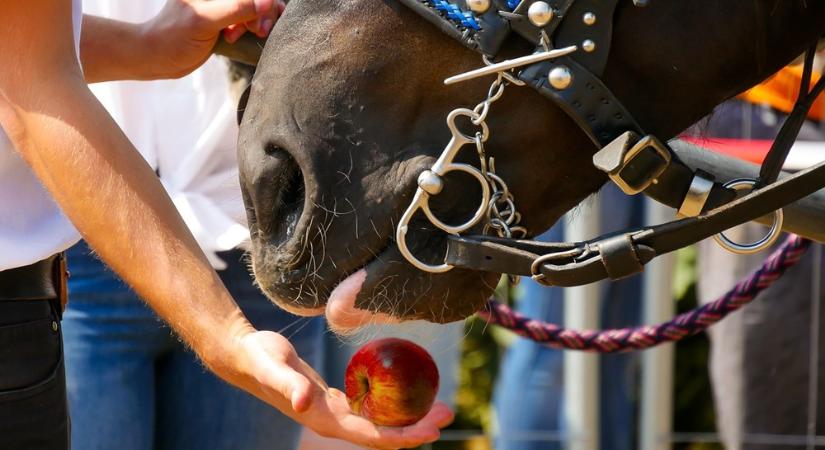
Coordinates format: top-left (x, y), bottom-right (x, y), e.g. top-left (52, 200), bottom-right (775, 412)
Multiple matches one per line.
top-left (467, 69), bottom-right (528, 285)
top-left (466, 72), bottom-right (528, 242)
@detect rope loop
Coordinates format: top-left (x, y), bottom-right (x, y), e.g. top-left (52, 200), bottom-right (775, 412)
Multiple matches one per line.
top-left (480, 234), bottom-right (811, 353)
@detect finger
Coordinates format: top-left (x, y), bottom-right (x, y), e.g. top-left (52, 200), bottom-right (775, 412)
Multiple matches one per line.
top-left (425, 402), bottom-right (455, 428)
top-left (250, 17), bottom-right (273, 38)
top-left (196, 0), bottom-right (276, 31)
top-left (278, 363), bottom-right (315, 413)
top-left (258, 359), bottom-right (316, 413)
top-left (222, 23), bottom-right (247, 44)
top-left (247, 1), bottom-right (278, 38)
top-left (341, 409), bottom-right (449, 449)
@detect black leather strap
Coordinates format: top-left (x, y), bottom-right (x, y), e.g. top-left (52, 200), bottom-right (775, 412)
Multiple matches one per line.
top-left (0, 255), bottom-right (60, 301)
top-left (553, 0), bottom-right (618, 75)
top-left (759, 47), bottom-right (825, 185)
top-left (520, 57), bottom-right (642, 147)
top-left (446, 156), bottom-right (825, 285)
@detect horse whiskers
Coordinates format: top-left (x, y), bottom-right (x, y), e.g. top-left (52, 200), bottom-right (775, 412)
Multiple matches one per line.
top-left (345, 198), bottom-right (360, 239)
top-left (284, 215), bottom-right (314, 268)
top-left (276, 316), bottom-right (306, 335)
top-left (369, 218), bottom-right (381, 239)
top-left (284, 316), bottom-right (318, 341)
top-left (335, 150), bottom-right (355, 185)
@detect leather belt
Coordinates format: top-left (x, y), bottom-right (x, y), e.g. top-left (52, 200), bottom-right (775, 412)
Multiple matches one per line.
top-left (0, 254), bottom-right (68, 310)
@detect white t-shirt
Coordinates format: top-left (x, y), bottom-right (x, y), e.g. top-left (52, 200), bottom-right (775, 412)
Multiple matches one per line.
top-left (0, 0), bottom-right (83, 271)
top-left (82, 0), bottom-right (248, 269)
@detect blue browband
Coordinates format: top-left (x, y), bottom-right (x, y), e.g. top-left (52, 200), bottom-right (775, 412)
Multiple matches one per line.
top-left (425, 0), bottom-right (481, 30)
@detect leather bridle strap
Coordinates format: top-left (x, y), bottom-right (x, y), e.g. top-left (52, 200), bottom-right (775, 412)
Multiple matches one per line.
top-left (445, 60), bottom-right (825, 286)
top-left (396, 0), bottom-right (825, 284)
top-left (446, 155), bottom-right (825, 286)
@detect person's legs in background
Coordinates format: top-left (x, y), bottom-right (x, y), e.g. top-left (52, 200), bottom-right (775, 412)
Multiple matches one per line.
top-left (63, 241), bottom-right (172, 450)
top-left (64, 244), bottom-right (324, 450)
top-left (493, 184), bottom-right (643, 450)
top-left (696, 99), bottom-right (825, 449)
top-left (596, 185), bottom-right (644, 450)
top-left (493, 223), bottom-right (566, 450)
top-left (0, 299), bottom-right (69, 450)
top-left (155, 248), bottom-right (323, 450)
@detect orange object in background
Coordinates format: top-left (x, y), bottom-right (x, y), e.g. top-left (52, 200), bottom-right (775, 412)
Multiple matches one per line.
top-left (684, 63), bottom-right (825, 166)
top-left (739, 64), bottom-right (825, 121)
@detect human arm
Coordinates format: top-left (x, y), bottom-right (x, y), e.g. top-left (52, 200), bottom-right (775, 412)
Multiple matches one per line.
top-left (0, 1), bottom-right (451, 448)
top-left (80, 0), bottom-right (284, 82)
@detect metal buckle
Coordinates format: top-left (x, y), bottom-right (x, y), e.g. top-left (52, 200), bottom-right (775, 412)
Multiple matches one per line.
top-left (676, 172), bottom-right (714, 218)
top-left (609, 135), bottom-right (672, 195)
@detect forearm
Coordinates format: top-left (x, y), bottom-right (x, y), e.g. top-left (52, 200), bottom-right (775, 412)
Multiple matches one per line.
top-left (81, 15), bottom-right (167, 83)
top-left (0, 73), bottom-right (253, 370)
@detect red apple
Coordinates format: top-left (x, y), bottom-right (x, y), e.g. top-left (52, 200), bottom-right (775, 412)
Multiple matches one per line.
top-left (345, 337), bottom-right (440, 427)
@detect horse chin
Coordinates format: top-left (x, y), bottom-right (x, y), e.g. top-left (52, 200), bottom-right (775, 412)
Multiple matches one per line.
top-left (250, 224), bottom-right (493, 328)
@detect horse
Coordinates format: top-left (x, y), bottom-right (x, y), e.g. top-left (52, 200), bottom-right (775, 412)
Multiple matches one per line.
top-left (235, 0), bottom-right (825, 332)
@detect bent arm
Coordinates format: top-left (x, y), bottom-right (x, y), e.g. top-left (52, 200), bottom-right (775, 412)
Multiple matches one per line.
top-left (81, 0), bottom-right (279, 83)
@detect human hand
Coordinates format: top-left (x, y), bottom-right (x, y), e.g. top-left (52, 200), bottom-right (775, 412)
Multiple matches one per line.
top-left (143, 0), bottom-right (285, 78)
top-left (215, 329), bottom-right (454, 449)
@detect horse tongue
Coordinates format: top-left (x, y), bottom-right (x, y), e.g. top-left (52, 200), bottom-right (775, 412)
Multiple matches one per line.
top-left (325, 269), bottom-right (400, 334)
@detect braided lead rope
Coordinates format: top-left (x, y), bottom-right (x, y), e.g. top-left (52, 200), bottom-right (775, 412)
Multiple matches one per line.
top-left (478, 234), bottom-right (811, 353)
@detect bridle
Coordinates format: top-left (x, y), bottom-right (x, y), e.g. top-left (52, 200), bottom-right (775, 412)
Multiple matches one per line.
top-left (394, 0), bottom-right (825, 286)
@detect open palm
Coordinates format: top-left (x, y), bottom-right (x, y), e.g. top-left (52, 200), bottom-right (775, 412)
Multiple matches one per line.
top-left (234, 330), bottom-right (454, 449)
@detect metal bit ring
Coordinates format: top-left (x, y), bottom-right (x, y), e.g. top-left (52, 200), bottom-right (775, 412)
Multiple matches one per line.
top-left (713, 179), bottom-right (785, 255)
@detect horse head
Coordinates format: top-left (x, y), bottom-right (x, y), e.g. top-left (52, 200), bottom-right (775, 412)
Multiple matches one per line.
top-left (237, 0), bottom-right (825, 331)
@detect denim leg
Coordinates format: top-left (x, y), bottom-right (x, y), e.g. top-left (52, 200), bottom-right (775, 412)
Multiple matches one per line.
top-left (597, 186), bottom-right (643, 450)
top-left (493, 223), bottom-right (566, 450)
top-left (63, 242), bottom-right (171, 450)
top-left (494, 186), bottom-right (643, 450)
top-left (155, 249), bottom-right (324, 450)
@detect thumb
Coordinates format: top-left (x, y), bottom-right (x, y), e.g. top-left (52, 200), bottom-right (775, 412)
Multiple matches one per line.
top-left (284, 367), bottom-right (314, 413)
top-left (194, 0), bottom-right (276, 30)
top-left (265, 360), bottom-right (316, 413)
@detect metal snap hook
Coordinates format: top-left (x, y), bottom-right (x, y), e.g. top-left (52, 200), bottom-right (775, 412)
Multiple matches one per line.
top-left (713, 178), bottom-right (785, 255)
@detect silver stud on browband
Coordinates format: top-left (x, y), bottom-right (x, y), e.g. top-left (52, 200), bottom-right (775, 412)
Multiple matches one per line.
top-left (548, 66), bottom-right (572, 90)
top-left (466, 0), bottom-right (491, 14)
top-left (528, 1), bottom-right (555, 27)
top-left (582, 40), bottom-right (596, 52)
top-left (583, 12), bottom-right (596, 25)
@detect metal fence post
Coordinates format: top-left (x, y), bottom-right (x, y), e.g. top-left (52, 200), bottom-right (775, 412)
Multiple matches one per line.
top-left (564, 202), bottom-right (601, 450)
top-left (640, 199), bottom-right (675, 450)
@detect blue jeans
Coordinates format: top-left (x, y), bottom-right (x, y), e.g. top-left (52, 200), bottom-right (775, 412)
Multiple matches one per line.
top-left (493, 184), bottom-right (643, 450)
top-left (63, 242), bottom-right (323, 450)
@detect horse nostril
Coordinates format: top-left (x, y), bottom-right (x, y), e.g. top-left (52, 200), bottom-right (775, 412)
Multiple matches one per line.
top-left (257, 144), bottom-right (306, 248)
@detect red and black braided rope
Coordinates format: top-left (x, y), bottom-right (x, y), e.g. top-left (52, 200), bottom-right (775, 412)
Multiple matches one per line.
top-left (478, 235), bottom-right (811, 353)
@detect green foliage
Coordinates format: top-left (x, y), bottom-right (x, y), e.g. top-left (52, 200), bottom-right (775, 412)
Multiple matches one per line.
top-left (453, 316), bottom-right (501, 431)
top-left (673, 246), bottom-right (722, 450)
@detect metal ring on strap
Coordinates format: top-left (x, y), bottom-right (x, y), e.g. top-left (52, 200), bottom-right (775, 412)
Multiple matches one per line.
top-left (713, 178), bottom-right (784, 255)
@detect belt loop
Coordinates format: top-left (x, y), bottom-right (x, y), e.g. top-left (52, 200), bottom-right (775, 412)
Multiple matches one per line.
top-left (51, 252), bottom-right (68, 319)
